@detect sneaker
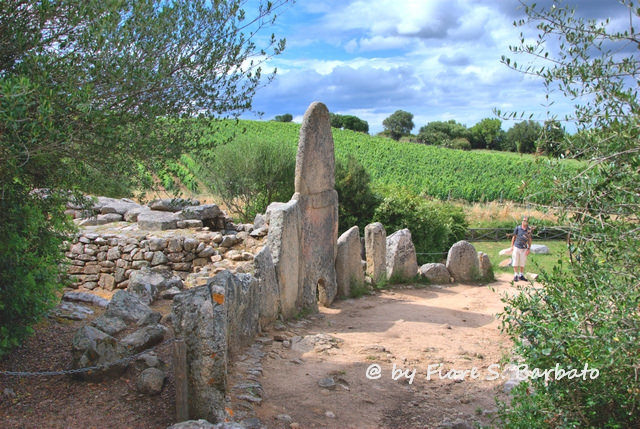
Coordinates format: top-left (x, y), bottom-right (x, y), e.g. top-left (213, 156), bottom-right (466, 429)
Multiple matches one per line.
top-left (513, 275), bottom-right (519, 282)
top-left (519, 273), bottom-right (526, 281)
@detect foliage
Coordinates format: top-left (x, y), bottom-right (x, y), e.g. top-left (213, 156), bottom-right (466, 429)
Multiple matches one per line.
top-left (417, 120), bottom-right (470, 146)
top-left (330, 113), bottom-right (369, 133)
top-left (204, 136), bottom-right (296, 222)
top-left (274, 113), bottom-right (293, 122)
top-left (373, 188), bottom-right (468, 264)
top-left (382, 110), bottom-right (414, 140)
top-left (335, 155), bottom-right (381, 234)
top-left (444, 137), bottom-right (471, 151)
top-left (469, 118), bottom-right (505, 150)
top-left (0, 0), bottom-right (288, 354)
top-left (195, 119), bottom-right (582, 205)
top-left (497, 1), bottom-right (640, 426)
top-left (506, 120), bottom-right (542, 153)
top-left (536, 120), bottom-right (566, 156)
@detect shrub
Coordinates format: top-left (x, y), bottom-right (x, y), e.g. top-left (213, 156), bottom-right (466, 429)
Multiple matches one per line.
top-left (335, 155), bottom-right (381, 234)
top-left (204, 136), bottom-right (296, 222)
top-left (373, 188), bottom-right (468, 264)
top-left (0, 185), bottom-right (73, 356)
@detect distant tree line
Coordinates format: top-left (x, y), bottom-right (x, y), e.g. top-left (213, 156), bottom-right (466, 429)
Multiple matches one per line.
top-left (380, 109), bottom-right (567, 156)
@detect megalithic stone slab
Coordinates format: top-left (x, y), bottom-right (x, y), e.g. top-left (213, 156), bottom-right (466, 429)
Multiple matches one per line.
top-left (336, 226), bottom-right (365, 298)
top-left (171, 283), bottom-right (227, 423)
top-left (386, 228), bottom-right (419, 283)
top-left (365, 222), bottom-right (387, 284)
top-left (266, 200), bottom-right (303, 318)
top-left (292, 102), bottom-right (338, 308)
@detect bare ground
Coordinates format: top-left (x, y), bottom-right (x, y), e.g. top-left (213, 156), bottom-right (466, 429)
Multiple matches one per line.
top-left (1, 274), bottom-right (518, 428)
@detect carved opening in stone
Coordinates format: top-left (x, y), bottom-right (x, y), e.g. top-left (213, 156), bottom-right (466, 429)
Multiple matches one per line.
top-left (316, 278), bottom-right (326, 304)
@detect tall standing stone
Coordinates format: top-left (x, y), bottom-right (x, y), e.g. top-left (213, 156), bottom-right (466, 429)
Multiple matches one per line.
top-left (365, 222), bottom-right (387, 284)
top-left (335, 226), bottom-right (365, 298)
top-left (253, 246), bottom-right (280, 327)
top-left (291, 102), bottom-right (339, 308)
top-left (266, 200), bottom-right (302, 318)
top-left (446, 240), bottom-right (480, 282)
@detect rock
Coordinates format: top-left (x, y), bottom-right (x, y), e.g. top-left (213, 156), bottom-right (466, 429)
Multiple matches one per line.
top-left (177, 219), bottom-right (204, 229)
top-left (104, 290), bottom-right (154, 324)
top-left (78, 213), bottom-right (123, 226)
top-left (167, 421), bottom-right (216, 429)
top-left (198, 246), bottom-right (216, 258)
top-left (179, 204), bottom-right (222, 221)
top-left (386, 229), bottom-right (418, 282)
top-left (94, 197), bottom-right (141, 216)
top-left (266, 200), bottom-right (302, 318)
top-left (127, 268), bottom-right (183, 305)
top-left (121, 324), bottom-right (167, 354)
top-left (62, 291), bottom-right (109, 308)
top-left (148, 237), bottom-right (167, 251)
top-left (418, 263), bottom-right (451, 284)
top-left (98, 273), bottom-right (116, 291)
top-left (172, 283), bottom-right (228, 423)
top-left (219, 235), bottom-right (238, 248)
top-left (124, 206), bottom-right (150, 223)
top-left (136, 311), bottom-right (162, 327)
top-left (134, 351), bottom-right (165, 372)
top-left (477, 251), bottom-right (493, 281)
top-left (183, 237), bottom-right (199, 252)
top-left (51, 301), bottom-right (93, 320)
top-left (91, 315), bottom-right (127, 336)
top-left (253, 247), bottom-right (280, 327)
top-left (325, 411), bottom-right (336, 418)
top-left (161, 286), bottom-right (182, 300)
top-left (136, 367), bottom-right (166, 395)
top-left (249, 226), bottom-right (268, 238)
top-left (446, 241), bottom-right (480, 282)
top-left (150, 251), bottom-right (168, 266)
top-left (365, 222), bottom-right (387, 285)
top-left (71, 326), bottom-right (127, 380)
top-left (318, 377), bottom-right (336, 389)
top-left (137, 210), bottom-right (180, 231)
top-left (149, 198), bottom-right (200, 212)
top-left (275, 414), bottom-right (293, 424)
top-left (530, 244), bottom-right (550, 254)
top-left (254, 213), bottom-right (266, 229)
top-left (335, 226), bottom-right (365, 297)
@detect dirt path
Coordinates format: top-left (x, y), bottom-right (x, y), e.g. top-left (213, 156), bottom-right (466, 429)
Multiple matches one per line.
top-left (237, 273), bottom-right (518, 428)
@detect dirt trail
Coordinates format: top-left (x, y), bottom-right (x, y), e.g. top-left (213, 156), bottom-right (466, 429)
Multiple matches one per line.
top-left (239, 273), bottom-right (518, 428)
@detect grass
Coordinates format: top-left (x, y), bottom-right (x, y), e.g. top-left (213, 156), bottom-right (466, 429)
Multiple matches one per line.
top-left (472, 240), bottom-right (570, 275)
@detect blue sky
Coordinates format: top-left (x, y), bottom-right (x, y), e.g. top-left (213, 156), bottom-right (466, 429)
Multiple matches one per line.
top-left (242, 0), bottom-right (629, 134)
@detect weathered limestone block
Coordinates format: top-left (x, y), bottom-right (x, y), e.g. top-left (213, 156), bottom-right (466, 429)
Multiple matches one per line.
top-left (336, 226), bottom-right (365, 298)
top-left (446, 240), bottom-right (480, 282)
top-left (292, 102), bottom-right (338, 308)
top-left (78, 213), bottom-right (123, 226)
top-left (266, 200), bottom-right (302, 318)
top-left (253, 246), bottom-right (280, 327)
top-left (172, 283), bottom-right (228, 423)
top-left (418, 263), bottom-right (451, 284)
top-left (386, 229), bottom-right (419, 282)
top-left (365, 222), bottom-right (387, 284)
top-left (124, 206), bottom-right (150, 223)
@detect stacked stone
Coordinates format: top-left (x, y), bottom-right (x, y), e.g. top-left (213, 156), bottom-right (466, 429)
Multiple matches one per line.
top-left (66, 229), bottom-right (258, 291)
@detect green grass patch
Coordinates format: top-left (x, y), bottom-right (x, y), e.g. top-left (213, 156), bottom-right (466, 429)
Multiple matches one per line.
top-left (473, 240), bottom-right (570, 275)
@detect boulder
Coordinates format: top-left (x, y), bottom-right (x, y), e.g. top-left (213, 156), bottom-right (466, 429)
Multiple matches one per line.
top-left (104, 290), bottom-right (154, 324)
top-left (530, 244), bottom-right (550, 254)
top-left (253, 246), bottom-right (280, 327)
top-left (365, 222), bottom-right (387, 284)
top-left (418, 263), bottom-right (451, 284)
top-left (71, 326), bottom-right (127, 380)
top-left (78, 213), bottom-right (123, 226)
top-left (120, 324), bottom-right (167, 354)
top-left (335, 226), bottom-right (365, 297)
top-left (446, 240), bottom-right (480, 282)
top-left (178, 204), bottom-right (222, 221)
top-left (62, 291), bottom-right (109, 308)
top-left (127, 268), bottom-right (183, 305)
top-left (386, 229), bottom-right (418, 282)
top-left (94, 197), bottom-right (141, 215)
top-left (124, 206), bottom-right (150, 223)
top-left (137, 211), bottom-right (180, 231)
top-left (51, 301), bottom-right (93, 320)
top-left (91, 315), bottom-right (127, 336)
top-left (136, 367), bottom-right (166, 395)
top-left (149, 198), bottom-right (200, 212)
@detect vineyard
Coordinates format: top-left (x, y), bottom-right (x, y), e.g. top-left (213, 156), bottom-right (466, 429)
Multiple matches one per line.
top-left (176, 119), bottom-right (581, 205)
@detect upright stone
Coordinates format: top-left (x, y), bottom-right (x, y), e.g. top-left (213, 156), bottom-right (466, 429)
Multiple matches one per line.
top-left (266, 201), bottom-right (302, 318)
top-left (335, 226), bottom-right (365, 298)
top-left (253, 246), bottom-right (280, 327)
top-left (365, 222), bottom-right (386, 284)
top-left (446, 240), bottom-right (480, 282)
top-left (172, 284), bottom-right (228, 423)
top-left (386, 229), bottom-right (418, 282)
top-left (291, 102), bottom-right (339, 308)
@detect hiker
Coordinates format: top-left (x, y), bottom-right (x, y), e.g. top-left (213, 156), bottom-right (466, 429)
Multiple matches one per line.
top-left (511, 215), bottom-right (532, 281)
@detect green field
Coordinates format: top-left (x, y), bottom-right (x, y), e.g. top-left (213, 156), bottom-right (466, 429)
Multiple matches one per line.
top-left (473, 240), bottom-right (570, 275)
top-left (188, 119), bottom-right (581, 205)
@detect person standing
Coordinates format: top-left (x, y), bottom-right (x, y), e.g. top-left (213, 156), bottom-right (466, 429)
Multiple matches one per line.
top-left (511, 216), bottom-right (532, 281)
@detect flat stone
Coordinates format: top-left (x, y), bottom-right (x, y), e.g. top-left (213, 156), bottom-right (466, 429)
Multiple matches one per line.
top-left (62, 291), bottom-right (109, 308)
top-left (137, 211), bottom-right (180, 231)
